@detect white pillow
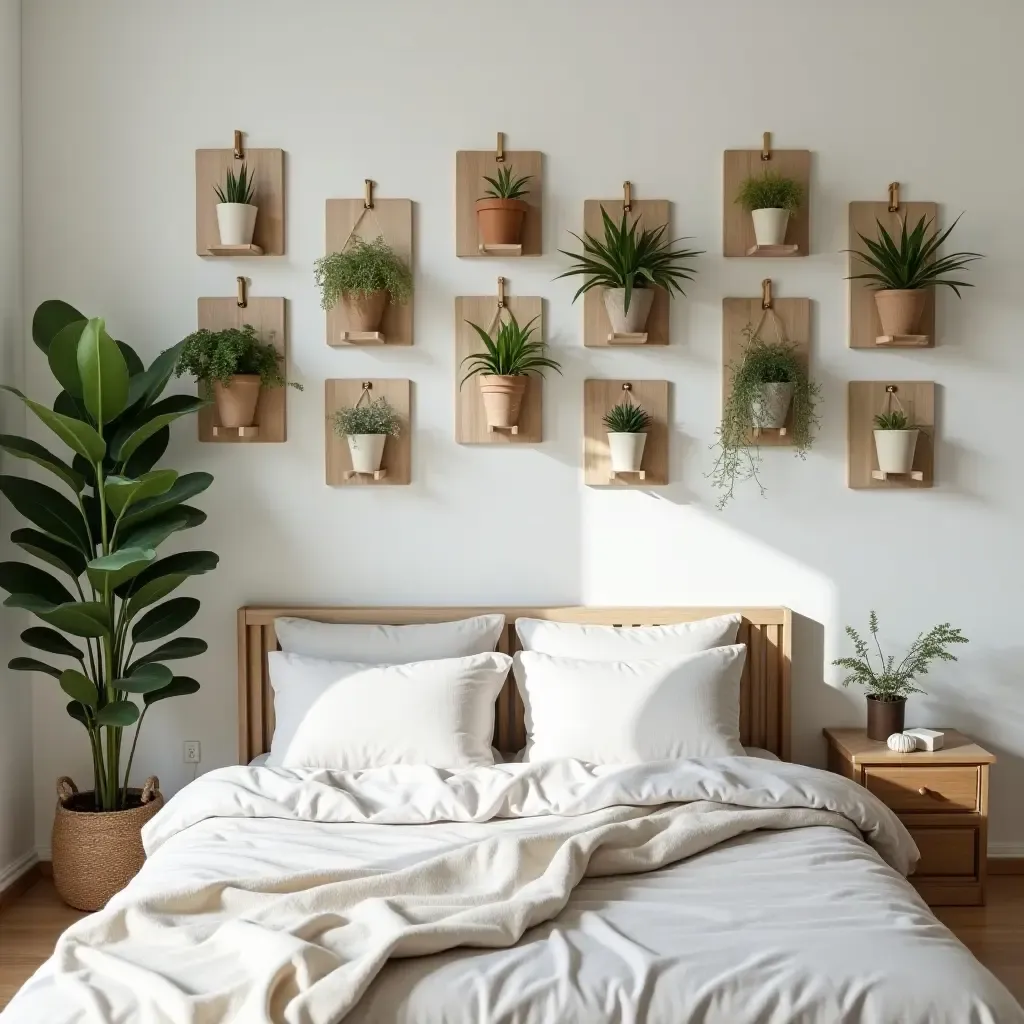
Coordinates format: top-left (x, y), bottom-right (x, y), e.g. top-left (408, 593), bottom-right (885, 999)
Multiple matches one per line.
top-left (513, 646), bottom-right (747, 764)
top-left (515, 613), bottom-right (741, 659)
top-left (275, 614), bottom-right (505, 662)
top-left (267, 651), bottom-right (511, 770)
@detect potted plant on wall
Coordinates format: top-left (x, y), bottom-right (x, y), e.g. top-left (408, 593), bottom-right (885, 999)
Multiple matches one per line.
top-left (477, 165), bottom-right (532, 248)
top-left (833, 611), bottom-right (968, 740)
top-left (603, 399), bottom-right (652, 474)
top-left (213, 162), bottom-right (258, 246)
top-left (735, 171), bottom-right (804, 247)
top-left (557, 207), bottom-right (702, 336)
top-left (0, 301), bottom-right (216, 910)
top-left (874, 407), bottom-right (920, 476)
top-left (332, 396), bottom-right (402, 476)
top-left (174, 324), bottom-right (302, 430)
top-left (460, 313), bottom-right (561, 431)
top-left (313, 234), bottom-right (413, 334)
top-left (709, 325), bottom-right (820, 509)
top-left (847, 214), bottom-right (983, 339)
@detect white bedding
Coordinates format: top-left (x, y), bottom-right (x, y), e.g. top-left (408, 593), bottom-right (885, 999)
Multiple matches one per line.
top-left (5, 758), bottom-right (1019, 1024)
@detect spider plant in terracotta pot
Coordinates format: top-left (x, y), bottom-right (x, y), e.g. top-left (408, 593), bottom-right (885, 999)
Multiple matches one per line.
top-left (332, 397), bottom-right (401, 475)
top-left (735, 172), bottom-right (804, 247)
top-left (477, 165), bottom-right (532, 247)
top-left (603, 400), bottom-right (652, 474)
top-left (709, 324), bottom-right (820, 509)
top-left (833, 612), bottom-right (968, 740)
top-left (174, 324), bottom-right (302, 430)
top-left (460, 313), bottom-right (561, 430)
top-left (213, 162), bottom-right (257, 246)
top-left (557, 207), bottom-right (702, 336)
top-left (314, 235), bottom-right (413, 333)
top-left (873, 408), bottom-right (920, 476)
top-left (847, 214), bottom-right (983, 339)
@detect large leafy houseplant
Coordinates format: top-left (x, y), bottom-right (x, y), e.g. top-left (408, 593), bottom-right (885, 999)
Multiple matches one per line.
top-left (0, 301), bottom-right (216, 812)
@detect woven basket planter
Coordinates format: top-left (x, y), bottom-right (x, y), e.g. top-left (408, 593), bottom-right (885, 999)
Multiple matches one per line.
top-left (52, 775), bottom-right (163, 911)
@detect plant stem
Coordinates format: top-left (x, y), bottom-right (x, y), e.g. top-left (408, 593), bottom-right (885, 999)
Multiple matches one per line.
top-left (121, 707), bottom-right (147, 803)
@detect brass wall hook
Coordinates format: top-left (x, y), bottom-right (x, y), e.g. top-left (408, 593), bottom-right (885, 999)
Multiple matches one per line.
top-left (762, 278), bottom-right (773, 310)
top-left (364, 179), bottom-right (374, 210)
top-left (362, 381), bottom-right (373, 391)
top-left (886, 385), bottom-right (898, 394)
top-left (622, 382), bottom-right (632, 392)
top-left (761, 131), bottom-right (772, 161)
top-left (233, 129), bottom-right (244, 160)
top-left (623, 180), bottom-right (632, 213)
top-left (236, 276), bottom-right (247, 308)
top-left (497, 276), bottom-right (505, 309)
top-left (495, 132), bottom-right (505, 163)
top-left (888, 182), bottom-right (900, 213)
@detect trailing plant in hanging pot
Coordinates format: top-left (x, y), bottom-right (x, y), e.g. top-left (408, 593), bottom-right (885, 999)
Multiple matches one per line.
top-left (460, 313), bottom-right (561, 430)
top-left (332, 396), bottom-right (402, 475)
top-left (873, 408), bottom-right (920, 476)
top-left (709, 323), bottom-right (820, 509)
top-left (476, 165), bottom-right (532, 247)
top-left (0, 300), bottom-right (217, 909)
top-left (313, 235), bottom-right (413, 334)
top-left (603, 399), bottom-right (652, 474)
top-left (736, 172), bottom-right (804, 247)
top-left (557, 207), bottom-right (702, 337)
top-left (847, 213), bottom-right (983, 339)
top-left (213, 162), bottom-right (258, 246)
top-left (833, 611), bottom-right (968, 740)
top-left (174, 324), bottom-right (302, 430)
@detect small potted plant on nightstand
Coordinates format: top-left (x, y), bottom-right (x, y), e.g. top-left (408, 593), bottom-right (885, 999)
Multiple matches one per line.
top-left (314, 235), bottom-right (413, 335)
top-left (476, 165), bottom-right (532, 250)
top-left (175, 324), bottom-right (302, 431)
top-left (460, 313), bottom-right (561, 431)
top-left (847, 214), bottom-right (983, 342)
top-left (332, 396), bottom-right (401, 477)
top-left (736, 171), bottom-right (804, 249)
top-left (873, 407), bottom-right (920, 477)
top-left (557, 207), bottom-right (702, 338)
top-left (833, 611), bottom-right (969, 740)
top-left (214, 162), bottom-right (258, 246)
top-left (603, 398), bottom-right (652, 475)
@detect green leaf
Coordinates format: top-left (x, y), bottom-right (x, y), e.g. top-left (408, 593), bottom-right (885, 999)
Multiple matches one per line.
top-left (125, 575), bottom-right (188, 620)
top-left (111, 395), bottom-right (209, 463)
top-left (0, 475), bottom-right (91, 552)
top-left (129, 636), bottom-right (207, 669)
top-left (0, 387), bottom-right (105, 463)
top-left (77, 318), bottom-right (130, 424)
top-left (48, 320), bottom-right (87, 400)
top-left (116, 340), bottom-right (145, 377)
top-left (9, 657), bottom-right (62, 679)
top-left (0, 434), bottom-right (85, 492)
top-left (123, 426), bottom-right (169, 477)
top-left (117, 662), bottom-right (172, 693)
top-left (118, 550), bottom-right (217, 599)
top-left (0, 561), bottom-right (74, 606)
top-left (119, 473), bottom-right (213, 528)
top-left (66, 700), bottom-right (89, 726)
top-left (95, 700), bottom-right (139, 727)
top-left (144, 675), bottom-right (200, 706)
top-left (105, 470), bottom-right (178, 516)
top-left (59, 669), bottom-right (97, 707)
top-left (33, 299), bottom-right (85, 354)
top-left (21, 626), bottom-right (84, 660)
top-left (86, 547), bottom-right (155, 590)
top-left (28, 600), bottom-right (111, 638)
top-left (125, 340), bottom-right (186, 411)
top-left (119, 506), bottom-right (206, 551)
top-left (132, 597), bottom-right (199, 643)
top-left (12, 529), bottom-right (87, 578)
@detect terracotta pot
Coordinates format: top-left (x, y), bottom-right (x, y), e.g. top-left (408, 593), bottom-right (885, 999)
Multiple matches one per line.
top-left (342, 290), bottom-right (388, 333)
top-left (475, 198), bottom-right (528, 247)
top-left (477, 375), bottom-right (527, 429)
top-left (52, 776), bottom-right (163, 911)
top-left (608, 432), bottom-right (647, 473)
top-left (874, 429), bottom-right (919, 475)
top-left (751, 208), bottom-right (790, 246)
top-left (346, 434), bottom-right (387, 474)
top-left (874, 289), bottom-right (927, 337)
top-left (603, 288), bottom-right (654, 335)
top-left (866, 696), bottom-right (906, 742)
top-left (213, 375), bottom-right (261, 429)
top-left (750, 382), bottom-right (794, 430)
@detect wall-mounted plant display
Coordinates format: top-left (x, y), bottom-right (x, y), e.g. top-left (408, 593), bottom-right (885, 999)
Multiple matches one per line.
top-left (558, 204), bottom-right (701, 343)
top-left (0, 300), bottom-right (214, 909)
top-left (213, 162), bottom-right (257, 247)
top-left (477, 165), bottom-right (532, 250)
top-left (332, 394), bottom-right (402, 478)
top-left (583, 379), bottom-right (669, 486)
top-left (602, 398), bottom-right (652, 475)
top-left (325, 379), bottom-right (411, 485)
top-left (735, 171), bottom-right (804, 250)
top-left (847, 380), bottom-right (935, 488)
top-left (873, 407), bottom-right (920, 478)
top-left (712, 306), bottom-right (819, 509)
top-left (460, 312), bottom-right (561, 433)
top-left (847, 213), bottom-right (983, 344)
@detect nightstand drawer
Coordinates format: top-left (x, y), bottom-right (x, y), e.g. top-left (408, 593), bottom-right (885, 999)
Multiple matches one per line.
top-left (908, 827), bottom-right (977, 877)
top-left (864, 766), bottom-right (979, 812)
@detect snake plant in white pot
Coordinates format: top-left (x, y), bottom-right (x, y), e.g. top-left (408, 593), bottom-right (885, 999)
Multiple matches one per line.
top-left (873, 408), bottom-right (919, 475)
top-left (603, 399), bottom-right (652, 473)
top-left (332, 397), bottom-right (402, 475)
top-left (213, 163), bottom-right (258, 246)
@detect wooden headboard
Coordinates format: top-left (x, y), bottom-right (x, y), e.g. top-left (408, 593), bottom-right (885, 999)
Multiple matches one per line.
top-left (237, 606), bottom-right (792, 764)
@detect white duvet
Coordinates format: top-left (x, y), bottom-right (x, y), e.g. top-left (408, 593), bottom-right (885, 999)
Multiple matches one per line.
top-left (4, 757), bottom-right (1020, 1024)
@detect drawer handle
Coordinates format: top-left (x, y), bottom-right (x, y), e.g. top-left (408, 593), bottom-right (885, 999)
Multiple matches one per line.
top-left (918, 787), bottom-right (934, 797)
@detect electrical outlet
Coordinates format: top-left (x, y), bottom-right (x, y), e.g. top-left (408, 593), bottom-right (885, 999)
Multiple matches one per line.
top-left (183, 740), bottom-right (201, 764)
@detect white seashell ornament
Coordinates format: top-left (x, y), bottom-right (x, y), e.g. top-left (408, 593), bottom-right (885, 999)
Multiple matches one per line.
top-left (887, 732), bottom-right (917, 753)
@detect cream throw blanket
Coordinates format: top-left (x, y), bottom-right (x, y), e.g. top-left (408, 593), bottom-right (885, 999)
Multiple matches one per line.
top-left (10, 758), bottom-right (917, 1024)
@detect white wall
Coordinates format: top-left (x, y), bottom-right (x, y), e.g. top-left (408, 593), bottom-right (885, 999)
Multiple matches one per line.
top-left (20, 0), bottom-right (1024, 856)
top-left (0, 0), bottom-right (32, 885)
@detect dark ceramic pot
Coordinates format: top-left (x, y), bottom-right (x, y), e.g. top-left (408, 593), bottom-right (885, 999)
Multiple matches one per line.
top-left (866, 695), bottom-right (906, 742)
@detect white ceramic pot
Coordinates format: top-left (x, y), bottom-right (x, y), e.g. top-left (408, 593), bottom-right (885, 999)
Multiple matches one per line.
top-left (873, 429), bottom-right (919, 475)
top-left (751, 208), bottom-right (790, 246)
top-left (216, 203), bottom-right (258, 246)
top-left (607, 432), bottom-right (647, 473)
top-left (603, 288), bottom-right (654, 334)
top-left (750, 382), bottom-right (794, 429)
top-left (346, 433), bottom-right (386, 474)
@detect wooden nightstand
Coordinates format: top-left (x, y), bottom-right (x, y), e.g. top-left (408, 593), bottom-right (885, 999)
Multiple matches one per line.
top-left (823, 727), bottom-right (994, 907)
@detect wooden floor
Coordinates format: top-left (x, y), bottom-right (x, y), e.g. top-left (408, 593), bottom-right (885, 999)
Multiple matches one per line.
top-left (1, 876), bottom-right (1022, 1009)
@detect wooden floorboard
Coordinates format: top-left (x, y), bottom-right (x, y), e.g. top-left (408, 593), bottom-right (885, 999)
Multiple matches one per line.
top-left (1, 876), bottom-right (1022, 1009)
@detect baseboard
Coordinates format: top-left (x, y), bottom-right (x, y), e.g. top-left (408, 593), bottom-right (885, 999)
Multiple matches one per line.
top-left (0, 851), bottom-right (39, 911)
top-left (989, 843), bottom-right (1024, 874)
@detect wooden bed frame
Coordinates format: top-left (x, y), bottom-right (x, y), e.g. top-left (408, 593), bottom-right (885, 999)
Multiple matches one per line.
top-left (237, 606), bottom-right (792, 764)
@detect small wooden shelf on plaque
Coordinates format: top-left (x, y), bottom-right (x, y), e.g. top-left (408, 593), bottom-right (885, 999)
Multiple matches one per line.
top-left (872, 469), bottom-right (924, 482)
top-left (478, 243), bottom-right (523, 256)
top-left (337, 331), bottom-right (386, 345)
top-left (610, 469), bottom-right (646, 482)
top-left (343, 468), bottom-right (387, 482)
top-left (206, 244), bottom-right (264, 257)
top-left (583, 379), bottom-right (669, 487)
top-left (212, 426), bottom-right (259, 439)
top-left (745, 243), bottom-right (800, 257)
top-left (607, 332), bottom-right (648, 345)
top-left (325, 378), bottom-right (411, 486)
top-left (876, 334), bottom-right (930, 347)
top-left (847, 381), bottom-right (935, 489)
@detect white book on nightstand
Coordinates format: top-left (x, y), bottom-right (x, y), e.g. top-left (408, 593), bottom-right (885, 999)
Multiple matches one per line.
top-left (903, 727), bottom-right (945, 751)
